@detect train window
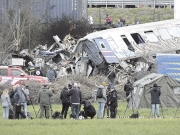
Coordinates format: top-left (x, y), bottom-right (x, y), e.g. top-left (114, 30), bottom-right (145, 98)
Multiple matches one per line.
top-left (171, 26), bottom-right (180, 37)
top-left (158, 28), bottom-right (171, 40)
top-left (121, 35), bottom-right (135, 52)
top-left (144, 31), bottom-right (159, 42)
top-left (106, 38), bottom-right (118, 49)
top-left (99, 41), bottom-right (107, 50)
top-left (130, 33), bottom-right (145, 44)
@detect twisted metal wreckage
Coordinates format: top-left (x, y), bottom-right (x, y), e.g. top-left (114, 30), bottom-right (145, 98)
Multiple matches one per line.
top-left (3, 19), bottom-right (180, 85)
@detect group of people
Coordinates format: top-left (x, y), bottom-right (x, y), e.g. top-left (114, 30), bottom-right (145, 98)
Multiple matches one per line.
top-left (1, 83), bottom-right (30, 119)
top-left (1, 78), bottom-right (161, 120)
top-left (59, 82), bottom-right (96, 119)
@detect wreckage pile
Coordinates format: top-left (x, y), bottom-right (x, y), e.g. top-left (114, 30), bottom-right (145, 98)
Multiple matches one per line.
top-left (0, 75), bottom-right (126, 104)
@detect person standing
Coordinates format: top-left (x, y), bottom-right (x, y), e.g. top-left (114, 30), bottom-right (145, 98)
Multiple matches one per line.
top-left (150, 83), bottom-right (161, 118)
top-left (46, 64), bottom-right (57, 83)
top-left (124, 80), bottom-right (134, 102)
top-left (38, 85), bottom-right (53, 119)
top-left (68, 83), bottom-right (82, 119)
top-left (60, 84), bottom-right (71, 119)
top-left (97, 85), bottom-right (107, 119)
top-left (13, 84), bottom-right (26, 119)
top-left (109, 87), bottom-right (118, 118)
top-left (1, 89), bottom-right (11, 119)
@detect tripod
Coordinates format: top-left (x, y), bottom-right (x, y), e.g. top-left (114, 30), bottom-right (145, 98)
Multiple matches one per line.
top-left (29, 98), bottom-right (38, 118)
top-left (174, 101), bottom-right (180, 118)
top-left (123, 91), bottom-right (139, 118)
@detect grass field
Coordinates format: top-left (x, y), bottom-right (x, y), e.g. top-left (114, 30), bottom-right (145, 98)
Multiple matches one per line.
top-left (1, 101), bottom-right (180, 135)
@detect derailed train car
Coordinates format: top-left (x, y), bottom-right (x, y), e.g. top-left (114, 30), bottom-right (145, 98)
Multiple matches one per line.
top-left (72, 19), bottom-right (180, 79)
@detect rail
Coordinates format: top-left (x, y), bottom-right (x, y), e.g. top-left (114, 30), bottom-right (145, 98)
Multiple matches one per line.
top-left (88, 0), bottom-right (174, 8)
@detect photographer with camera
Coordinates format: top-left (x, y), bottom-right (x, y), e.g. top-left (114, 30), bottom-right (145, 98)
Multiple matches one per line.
top-left (124, 80), bottom-right (134, 102)
top-left (150, 83), bottom-right (161, 118)
top-left (38, 84), bottom-right (53, 119)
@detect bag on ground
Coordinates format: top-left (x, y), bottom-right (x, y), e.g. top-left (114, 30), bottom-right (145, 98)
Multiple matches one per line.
top-left (9, 108), bottom-right (14, 119)
top-left (96, 88), bottom-right (103, 98)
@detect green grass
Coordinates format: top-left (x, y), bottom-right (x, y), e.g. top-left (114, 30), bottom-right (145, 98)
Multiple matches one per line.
top-left (0, 101), bottom-right (180, 135)
top-left (88, 8), bottom-right (174, 24)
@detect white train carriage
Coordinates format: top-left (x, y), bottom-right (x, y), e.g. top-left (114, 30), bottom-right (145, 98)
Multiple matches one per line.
top-left (73, 19), bottom-right (180, 77)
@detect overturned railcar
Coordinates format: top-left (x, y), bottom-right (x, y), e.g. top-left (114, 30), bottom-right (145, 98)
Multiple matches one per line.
top-left (73, 19), bottom-right (180, 78)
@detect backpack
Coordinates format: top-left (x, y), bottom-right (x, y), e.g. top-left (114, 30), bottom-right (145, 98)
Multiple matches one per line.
top-left (96, 88), bottom-right (103, 98)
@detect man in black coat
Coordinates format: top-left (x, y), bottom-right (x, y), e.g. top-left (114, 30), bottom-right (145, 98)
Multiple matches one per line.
top-left (124, 80), bottom-right (134, 102)
top-left (150, 83), bottom-right (161, 117)
top-left (82, 100), bottom-right (96, 119)
top-left (68, 83), bottom-right (82, 119)
top-left (60, 84), bottom-right (71, 119)
top-left (108, 87), bottom-right (118, 118)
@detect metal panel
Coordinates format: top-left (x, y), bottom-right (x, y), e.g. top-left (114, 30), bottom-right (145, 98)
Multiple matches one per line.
top-left (0, 0), bottom-right (87, 23)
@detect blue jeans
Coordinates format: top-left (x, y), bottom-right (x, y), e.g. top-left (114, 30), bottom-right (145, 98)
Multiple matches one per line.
top-left (97, 102), bottom-right (105, 119)
top-left (21, 103), bottom-right (28, 117)
top-left (71, 104), bottom-right (80, 119)
top-left (2, 106), bottom-right (9, 119)
top-left (151, 104), bottom-right (160, 117)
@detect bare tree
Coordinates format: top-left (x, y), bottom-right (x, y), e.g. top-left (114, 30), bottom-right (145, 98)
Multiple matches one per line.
top-left (0, 0), bottom-right (54, 61)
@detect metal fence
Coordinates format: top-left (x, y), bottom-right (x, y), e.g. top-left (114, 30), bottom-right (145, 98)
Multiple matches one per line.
top-left (88, 0), bottom-right (174, 8)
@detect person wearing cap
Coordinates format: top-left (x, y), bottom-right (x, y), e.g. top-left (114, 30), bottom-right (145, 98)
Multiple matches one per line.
top-left (108, 87), bottom-right (118, 118)
top-left (1, 89), bottom-right (11, 119)
top-left (60, 84), bottom-right (71, 119)
top-left (38, 84), bottom-right (53, 119)
top-left (150, 83), bottom-right (161, 118)
top-left (46, 64), bottom-right (57, 83)
top-left (97, 84), bottom-right (107, 119)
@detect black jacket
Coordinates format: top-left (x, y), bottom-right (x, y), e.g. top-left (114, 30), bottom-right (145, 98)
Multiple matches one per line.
top-left (109, 90), bottom-right (118, 107)
top-left (60, 87), bottom-right (70, 103)
top-left (150, 87), bottom-right (161, 104)
top-left (9, 90), bottom-right (15, 105)
top-left (124, 82), bottom-right (133, 94)
top-left (107, 71), bottom-right (116, 80)
top-left (83, 101), bottom-right (96, 116)
top-left (68, 87), bottom-right (82, 104)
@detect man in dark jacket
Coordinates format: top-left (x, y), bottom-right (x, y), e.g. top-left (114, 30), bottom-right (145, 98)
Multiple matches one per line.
top-left (124, 80), bottom-right (134, 102)
top-left (68, 83), bottom-right (82, 119)
top-left (108, 87), bottom-right (118, 118)
top-left (150, 83), bottom-right (161, 118)
top-left (60, 84), bottom-right (71, 119)
top-left (38, 85), bottom-right (53, 119)
top-left (13, 84), bottom-right (26, 119)
top-left (46, 65), bottom-right (57, 83)
top-left (82, 100), bottom-right (96, 119)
